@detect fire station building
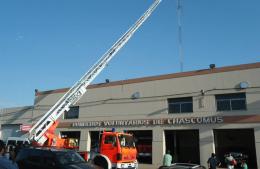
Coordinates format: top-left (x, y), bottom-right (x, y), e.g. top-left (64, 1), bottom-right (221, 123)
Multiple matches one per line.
top-left (1, 62), bottom-right (260, 169)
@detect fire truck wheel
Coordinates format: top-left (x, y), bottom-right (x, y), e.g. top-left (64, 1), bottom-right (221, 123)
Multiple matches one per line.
top-left (93, 154), bottom-right (111, 169)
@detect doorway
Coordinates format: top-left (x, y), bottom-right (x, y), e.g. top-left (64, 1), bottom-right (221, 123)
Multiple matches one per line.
top-left (128, 130), bottom-right (153, 164)
top-left (214, 129), bottom-right (257, 169)
top-left (165, 130), bottom-right (200, 164)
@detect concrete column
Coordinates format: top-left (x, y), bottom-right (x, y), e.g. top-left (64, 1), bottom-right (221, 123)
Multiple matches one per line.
top-left (152, 127), bottom-right (164, 168)
top-left (254, 127), bottom-right (260, 169)
top-left (199, 127), bottom-right (214, 167)
top-left (79, 129), bottom-right (89, 151)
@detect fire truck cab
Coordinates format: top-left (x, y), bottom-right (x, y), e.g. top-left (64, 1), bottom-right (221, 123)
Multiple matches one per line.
top-left (92, 130), bottom-right (138, 169)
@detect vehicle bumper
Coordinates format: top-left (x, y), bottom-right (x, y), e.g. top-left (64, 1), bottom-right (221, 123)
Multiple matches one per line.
top-left (113, 160), bottom-right (138, 169)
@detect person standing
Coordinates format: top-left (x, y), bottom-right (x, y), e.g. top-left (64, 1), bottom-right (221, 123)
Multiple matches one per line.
top-left (207, 153), bottom-right (221, 169)
top-left (163, 150), bottom-right (173, 166)
top-left (0, 140), bottom-right (19, 169)
top-left (241, 160), bottom-right (248, 169)
top-left (225, 153), bottom-right (235, 169)
top-left (9, 146), bottom-right (19, 169)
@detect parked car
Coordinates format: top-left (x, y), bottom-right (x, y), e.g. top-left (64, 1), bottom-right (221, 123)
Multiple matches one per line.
top-left (158, 163), bottom-right (206, 169)
top-left (15, 147), bottom-right (102, 169)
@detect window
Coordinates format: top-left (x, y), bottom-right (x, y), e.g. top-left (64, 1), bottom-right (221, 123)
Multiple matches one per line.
top-left (64, 106), bottom-right (79, 119)
top-left (215, 93), bottom-right (246, 111)
top-left (168, 97), bottom-right (193, 113)
top-left (104, 135), bottom-right (116, 144)
top-left (118, 134), bottom-right (135, 147)
top-left (55, 151), bottom-right (84, 165)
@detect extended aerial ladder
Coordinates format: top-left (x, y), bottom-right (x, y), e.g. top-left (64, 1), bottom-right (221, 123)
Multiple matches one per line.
top-left (29, 0), bottom-right (162, 146)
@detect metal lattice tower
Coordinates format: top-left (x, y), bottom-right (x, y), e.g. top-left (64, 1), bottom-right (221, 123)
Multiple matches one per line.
top-left (177, 0), bottom-right (183, 72)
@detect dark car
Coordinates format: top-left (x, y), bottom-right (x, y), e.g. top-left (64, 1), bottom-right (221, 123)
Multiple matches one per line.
top-left (158, 163), bottom-right (206, 169)
top-left (15, 147), bottom-right (101, 169)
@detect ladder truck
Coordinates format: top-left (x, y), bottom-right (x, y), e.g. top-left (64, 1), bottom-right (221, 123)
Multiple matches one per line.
top-left (28, 0), bottom-right (161, 168)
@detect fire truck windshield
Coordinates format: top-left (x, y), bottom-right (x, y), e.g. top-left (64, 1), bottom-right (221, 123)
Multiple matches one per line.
top-left (118, 135), bottom-right (135, 148)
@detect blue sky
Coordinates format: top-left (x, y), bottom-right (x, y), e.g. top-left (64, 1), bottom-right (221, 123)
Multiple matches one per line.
top-left (0, 0), bottom-right (259, 108)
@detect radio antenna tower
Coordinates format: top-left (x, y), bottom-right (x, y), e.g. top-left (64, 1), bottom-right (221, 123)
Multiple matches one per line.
top-left (177, 0), bottom-right (183, 72)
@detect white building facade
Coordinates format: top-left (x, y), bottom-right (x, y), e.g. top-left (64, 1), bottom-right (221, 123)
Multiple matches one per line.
top-left (1, 62), bottom-right (260, 169)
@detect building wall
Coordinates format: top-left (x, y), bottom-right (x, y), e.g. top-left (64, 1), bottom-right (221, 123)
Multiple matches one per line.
top-left (33, 66), bottom-right (260, 121)
top-left (1, 63), bottom-right (260, 168)
top-left (0, 106), bottom-right (33, 124)
top-left (0, 106), bottom-right (33, 141)
top-left (32, 65), bottom-right (260, 168)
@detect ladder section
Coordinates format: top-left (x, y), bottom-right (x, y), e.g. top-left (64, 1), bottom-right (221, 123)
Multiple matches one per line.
top-left (29, 0), bottom-right (162, 145)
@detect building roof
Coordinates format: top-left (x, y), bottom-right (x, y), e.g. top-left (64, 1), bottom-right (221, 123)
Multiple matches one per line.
top-left (35, 62), bottom-right (260, 96)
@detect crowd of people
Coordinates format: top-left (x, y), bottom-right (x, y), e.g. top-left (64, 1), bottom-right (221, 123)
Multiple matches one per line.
top-left (207, 152), bottom-right (248, 169)
top-left (0, 140), bottom-right (19, 169)
top-left (161, 150), bottom-right (249, 169)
